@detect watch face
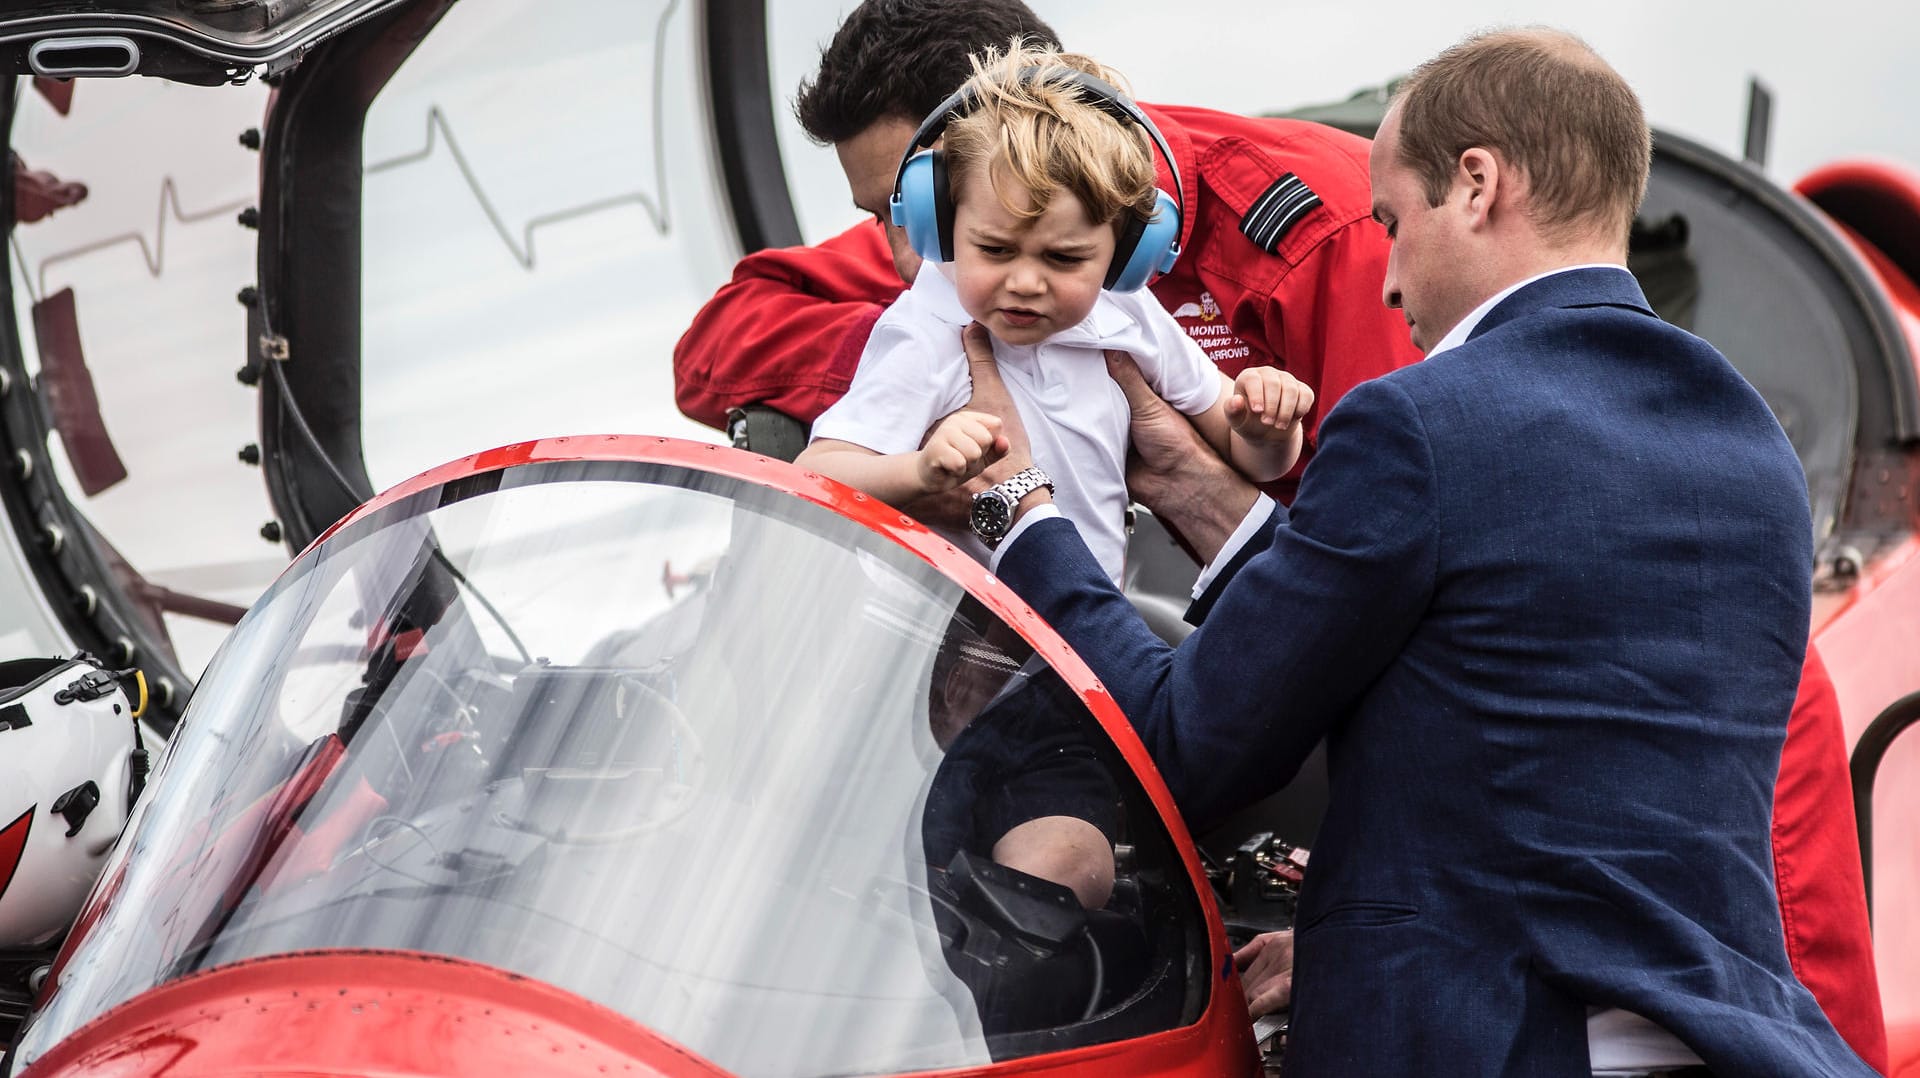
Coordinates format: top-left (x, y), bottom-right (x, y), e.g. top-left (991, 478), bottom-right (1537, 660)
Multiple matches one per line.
top-left (970, 491), bottom-right (1012, 539)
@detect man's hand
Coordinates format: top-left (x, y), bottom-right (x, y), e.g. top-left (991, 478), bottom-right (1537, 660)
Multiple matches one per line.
top-left (900, 324), bottom-right (1034, 527)
top-left (1106, 350), bottom-right (1260, 565)
top-left (1226, 366), bottom-right (1315, 443)
top-left (915, 410), bottom-right (1006, 493)
top-left (961, 322), bottom-right (1033, 476)
top-left (1234, 929), bottom-right (1295, 1017)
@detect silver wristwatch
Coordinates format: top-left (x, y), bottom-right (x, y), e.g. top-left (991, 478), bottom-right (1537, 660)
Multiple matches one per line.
top-left (970, 466), bottom-right (1053, 546)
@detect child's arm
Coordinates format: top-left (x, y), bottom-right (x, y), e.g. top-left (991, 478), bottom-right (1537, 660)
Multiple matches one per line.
top-left (1186, 367), bottom-right (1314, 484)
top-left (796, 410), bottom-right (1007, 506)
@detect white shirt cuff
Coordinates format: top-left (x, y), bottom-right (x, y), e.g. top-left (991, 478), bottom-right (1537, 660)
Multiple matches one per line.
top-left (988, 503), bottom-right (1063, 574)
top-left (1190, 494), bottom-right (1276, 600)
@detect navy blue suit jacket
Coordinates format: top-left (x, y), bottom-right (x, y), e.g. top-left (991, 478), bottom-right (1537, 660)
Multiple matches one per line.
top-left (997, 269), bottom-right (1873, 1075)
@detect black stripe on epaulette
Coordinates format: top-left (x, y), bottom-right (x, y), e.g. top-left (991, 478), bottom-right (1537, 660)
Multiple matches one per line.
top-left (1239, 173), bottom-right (1323, 253)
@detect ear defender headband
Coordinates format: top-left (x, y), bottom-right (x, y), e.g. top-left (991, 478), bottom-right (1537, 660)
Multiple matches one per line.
top-left (888, 69), bottom-right (1185, 293)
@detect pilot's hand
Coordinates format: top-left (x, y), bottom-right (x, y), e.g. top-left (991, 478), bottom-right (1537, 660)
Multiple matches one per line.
top-left (1225, 366), bottom-right (1314, 443)
top-left (1234, 929), bottom-right (1295, 1017)
top-left (961, 322), bottom-right (1033, 477)
top-left (1105, 350), bottom-right (1258, 565)
top-left (915, 410), bottom-right (1006, 493)
top-left (899, 324), bottom-right (1030, 527)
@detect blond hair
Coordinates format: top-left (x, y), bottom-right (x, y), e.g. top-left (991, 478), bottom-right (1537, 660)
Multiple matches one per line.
top-left (1394, 28), bottom-right (1650, 243)
top-left (942, 40), bottom-right (1157, 232)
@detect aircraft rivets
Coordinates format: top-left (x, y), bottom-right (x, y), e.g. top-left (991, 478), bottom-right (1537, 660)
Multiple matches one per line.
top-left (236, 285), bottom-right (259, 307)
top-left (0, 368), bottom-right (9, 397)
top-left (113, 637), bottom-right (135, 666)
top-left (12, 450), bottom-right (30, 479)
top-left (236, 207), bottom-right (259, 230)
top-left (239, 127), bottom-right (261, 150)
top-left (41, 522), bottom-right (62, 554)
top-left (236, 363), bottom-right (260, 387)
top-left (260, 520), bottom-right (283, 544)
top-left (238, 443), bottom-right (261, 466)
top-left (78, 585), bottom-right (97, 616)
top-left (153, 677), bottom-right (175, 709)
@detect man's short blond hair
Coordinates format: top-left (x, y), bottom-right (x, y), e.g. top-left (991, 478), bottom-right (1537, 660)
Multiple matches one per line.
top-left (1394, 29), bottom-right (1651, 243)
top-left (942, 41), bottom-right (1157, 232)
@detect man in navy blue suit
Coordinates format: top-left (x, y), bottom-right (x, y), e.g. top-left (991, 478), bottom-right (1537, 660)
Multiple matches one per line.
top-left (956, 28), bottom-right (1876, 1077)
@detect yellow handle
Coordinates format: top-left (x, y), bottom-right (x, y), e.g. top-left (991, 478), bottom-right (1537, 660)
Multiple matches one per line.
top-left (130, 669), bottom-right (149, 719)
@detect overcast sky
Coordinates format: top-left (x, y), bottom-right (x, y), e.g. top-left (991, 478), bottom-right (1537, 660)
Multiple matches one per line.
top-left (771, 0), bottom-right (1920, 242)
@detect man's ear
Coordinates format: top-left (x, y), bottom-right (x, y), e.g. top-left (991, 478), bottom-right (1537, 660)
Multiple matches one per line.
top-left (1455, 146), bottom-right (1501, 230)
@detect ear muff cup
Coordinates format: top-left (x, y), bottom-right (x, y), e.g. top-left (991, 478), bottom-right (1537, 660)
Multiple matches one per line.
top-left (1105, 188), bottom-right (1181, 293)
top-left (892, 149), bottom-right (955, 263)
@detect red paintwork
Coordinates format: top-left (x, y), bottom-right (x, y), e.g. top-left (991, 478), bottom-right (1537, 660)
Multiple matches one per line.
top-left (14, 950), bottom-right (734, 1078)
top-left (1797, 161), bottom-right (1920, 1078)
top-left (0, 807), bottom-right (31, 905)
top-left (28, 437), bottom-right (1260, 1078)
top-left (17, 949), bottom-right (1258, 1078)
top-left (1899, 1028), bottom-right (1920, 1078)
top-left (1817, 537), bottom-right (1920, 1078)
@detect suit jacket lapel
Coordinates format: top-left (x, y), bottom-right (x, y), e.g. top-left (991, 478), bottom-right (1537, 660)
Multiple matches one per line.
top-left (1468, 267), bottom-right (1655, 343)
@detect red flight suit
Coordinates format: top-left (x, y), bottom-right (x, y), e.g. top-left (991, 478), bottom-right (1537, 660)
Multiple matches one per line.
top-left (670, 104), bottom-right (1885, 1064)
top-left (1779, 648), bottom-right (1888, 1072)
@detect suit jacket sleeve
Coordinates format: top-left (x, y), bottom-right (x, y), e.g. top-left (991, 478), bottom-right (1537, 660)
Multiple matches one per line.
top-left (997, 378), bottom-right (1438, 823)
top-left (1185, 502), bottom-right (1283, 626)
top-left (672, 221), bottom-right (906, 429)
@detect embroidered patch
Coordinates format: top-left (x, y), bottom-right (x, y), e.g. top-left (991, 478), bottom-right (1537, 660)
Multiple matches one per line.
top-left (1239, 172), bottom-right (1323, 253)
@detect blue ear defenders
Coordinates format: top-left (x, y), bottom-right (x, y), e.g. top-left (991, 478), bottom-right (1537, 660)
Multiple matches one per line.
top-left (888, 69), bottom-right (1185, 293)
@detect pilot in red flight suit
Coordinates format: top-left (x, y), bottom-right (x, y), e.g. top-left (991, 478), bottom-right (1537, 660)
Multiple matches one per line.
top-left (674, 104), bottom-right (1420, 502)
top-left (668, 2), bottom-right (1883, 1065)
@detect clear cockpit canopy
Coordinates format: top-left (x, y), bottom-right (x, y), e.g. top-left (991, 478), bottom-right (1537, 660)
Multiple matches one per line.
top-left (13, 448), bottom-right (1205, 1076)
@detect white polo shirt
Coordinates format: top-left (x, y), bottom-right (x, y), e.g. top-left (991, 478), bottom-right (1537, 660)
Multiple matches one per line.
top-left (812, 266), bottom-right (1219, 584)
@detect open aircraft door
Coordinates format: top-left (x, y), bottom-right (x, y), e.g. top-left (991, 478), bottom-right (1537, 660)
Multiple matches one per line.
top-left (0, 1), bottom-right (795, 735)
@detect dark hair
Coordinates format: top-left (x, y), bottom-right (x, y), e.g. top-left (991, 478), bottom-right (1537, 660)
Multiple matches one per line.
top-left (1394, 28), bottom-right (1651, 242)
top-left (794, 0), bottom-right (1063, 145)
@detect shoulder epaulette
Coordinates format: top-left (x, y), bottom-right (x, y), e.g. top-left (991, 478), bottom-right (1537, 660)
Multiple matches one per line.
top-left (1239, 172), bottom-right (1323, 253)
